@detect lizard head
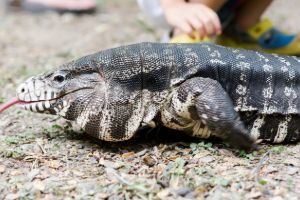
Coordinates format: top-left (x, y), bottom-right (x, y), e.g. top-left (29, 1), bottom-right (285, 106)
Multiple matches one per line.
top-left (4, 47), bottom-right (144, 141)
top-left (16, 58), bottom-right (105, 121)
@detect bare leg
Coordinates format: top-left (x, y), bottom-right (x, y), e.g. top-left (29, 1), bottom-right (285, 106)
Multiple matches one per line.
top-left (234, 0), bottom-right (273, 29)
top-left (26, 0), bottom-right (96, 11)
top-left (189, 0), bottom-right (226, 11)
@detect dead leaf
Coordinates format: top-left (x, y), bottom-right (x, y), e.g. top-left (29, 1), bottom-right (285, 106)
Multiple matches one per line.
top-left (157, 189), bottom-right (170, 199)
top-left (99, 158), bottom-right (125, 169)
top-left (286, 166), bottom-right (298, 175)
top-left (27, 169), bottom-right (40, 181)
top-left (283, 158), bottom-right (300, 167)
top-left (195, 185), bottom-right (209, 194)
top-left (93, 150), bottom-right (101, 159)
top-left (33, 180), bottom-right (46, 192)
top-left (246, 191), bottom-right (261, 199)
top-left (67, 180), bottom-right (77, 185)
top-left (121, 151), bottom-right (135, 159)
top-left (69, 146), bottom-right (78, 156)
top-left (265, 165), bottom-right (278, 174)
top-left (274, 187), bottom-right (288, 196)
top-left (218, 149), bottom-right (234, 157)
top-left (153, 164), bottom-right (166, 176)
top-left (0, 165), bottom-right (6, 174)
top-left (167, 156), bottom-right (179, 161)
top-left (143, 155), bottom-right (156, 167)
top-left (72, 170), bottom-right (84, 177)
top-left (10, 170), bottom-right (22, 176)
top-left (45, 160), bottom-right (61, 169)
top-left (199, 156), bottom-right (215, 163)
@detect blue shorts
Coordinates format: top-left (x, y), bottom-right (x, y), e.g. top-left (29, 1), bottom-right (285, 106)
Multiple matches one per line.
top-left (218, 0), bottom-right (246, 25)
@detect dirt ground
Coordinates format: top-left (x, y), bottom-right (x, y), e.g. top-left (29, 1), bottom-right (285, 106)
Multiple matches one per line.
top-left (0, 0), bottom-right (299, 199)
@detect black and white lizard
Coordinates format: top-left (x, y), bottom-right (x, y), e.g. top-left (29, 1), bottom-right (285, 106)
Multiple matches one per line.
top-left (1, 42), bottom-right (300, 150)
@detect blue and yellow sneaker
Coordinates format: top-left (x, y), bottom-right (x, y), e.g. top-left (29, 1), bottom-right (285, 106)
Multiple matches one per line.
top-left (216, 19), bottom-right (300, 56)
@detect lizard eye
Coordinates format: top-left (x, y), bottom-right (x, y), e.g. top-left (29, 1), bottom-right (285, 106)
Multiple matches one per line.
top-left (53, 75), bottom-right (65, 83)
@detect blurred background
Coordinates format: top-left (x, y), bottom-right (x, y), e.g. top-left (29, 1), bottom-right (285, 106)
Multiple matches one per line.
top-left (0, 0), bottom-right (300, 77)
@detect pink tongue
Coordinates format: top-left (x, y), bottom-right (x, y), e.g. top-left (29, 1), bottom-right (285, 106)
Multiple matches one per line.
top-left (0, 97), bottom-right (21, 113)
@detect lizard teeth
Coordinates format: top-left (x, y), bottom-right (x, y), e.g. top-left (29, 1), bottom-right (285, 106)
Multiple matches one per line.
top-left (25, 104), bottom-right (30, 110)
top-left (30, 103), bottom-right (37, 112)
top-left (54, 107), bottom-right (59, 113)
top-left (46, 91), bottom-right (52, 100)
top-left (37, 102), bottom-right (44, 111)
top-left (21, 101), bottom-right (53, 112)
top-left (44, 101), bottom-right (51, 109)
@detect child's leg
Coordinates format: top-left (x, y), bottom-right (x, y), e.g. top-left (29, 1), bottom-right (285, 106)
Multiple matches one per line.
top-left (8, 0), bottom-right (97, 13)
top-left (234, 0), bottom-right (272, 29)
top-left (189, 0), bottom-right (226, 11)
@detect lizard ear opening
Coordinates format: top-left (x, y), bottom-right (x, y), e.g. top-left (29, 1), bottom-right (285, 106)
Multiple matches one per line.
top-left (98, 69), bottom-right (106, 82)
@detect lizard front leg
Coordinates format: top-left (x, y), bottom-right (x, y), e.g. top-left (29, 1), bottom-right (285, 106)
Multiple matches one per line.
top-left (161, 77), bottom-right (257, 151)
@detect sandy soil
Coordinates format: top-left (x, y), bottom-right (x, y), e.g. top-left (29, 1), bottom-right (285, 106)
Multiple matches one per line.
top-left (0, 0), bottom-right (299, 199)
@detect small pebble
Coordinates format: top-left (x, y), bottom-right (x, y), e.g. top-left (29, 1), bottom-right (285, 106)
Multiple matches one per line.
top-left (0, 165), bottom-right (6, 174)
top-left (143, 155), bottom-right (156, 167)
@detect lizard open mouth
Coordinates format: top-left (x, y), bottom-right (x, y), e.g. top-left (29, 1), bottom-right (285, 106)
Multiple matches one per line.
top-left (0, 97), bottom-right (58, 113)
top-left (0, 87), bottom-right (93, 114)
top-left (19, 99), bottom-right (60, 112)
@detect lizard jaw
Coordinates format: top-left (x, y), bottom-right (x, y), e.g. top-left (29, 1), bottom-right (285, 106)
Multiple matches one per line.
top-left (16, 81), bottom-right (93, 115)
top-left (17, 95), bottom-right (72, 116)
top-left (16, 80), bottom-right (68, 114)
top-left (19, 99), bottom-right (59, 113)
top-left (0, 98), bottom-right (57, 114)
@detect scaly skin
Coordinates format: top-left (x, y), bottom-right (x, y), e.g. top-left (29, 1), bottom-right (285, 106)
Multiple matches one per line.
top-left (14, 43), bottom-right (300, 150)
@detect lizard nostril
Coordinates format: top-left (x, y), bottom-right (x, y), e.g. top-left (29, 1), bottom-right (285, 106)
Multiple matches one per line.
top-left (18, 85), bottom-right (27, 94)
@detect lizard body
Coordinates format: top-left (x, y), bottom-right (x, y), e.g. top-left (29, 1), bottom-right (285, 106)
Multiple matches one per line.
top-left (13, 43), bottom-right (300, 149)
